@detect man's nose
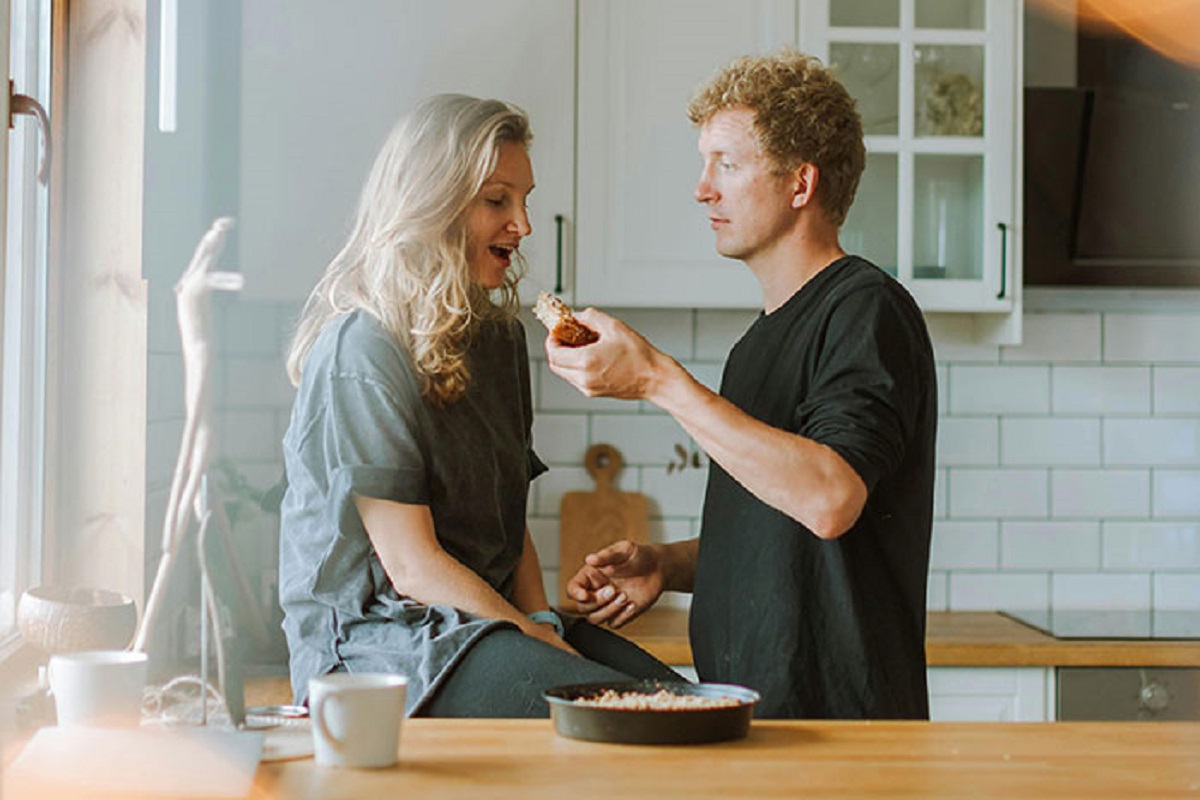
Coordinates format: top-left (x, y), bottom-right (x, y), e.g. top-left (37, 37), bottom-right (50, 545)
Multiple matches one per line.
top-left (694, 171), bottom-right (716, 203)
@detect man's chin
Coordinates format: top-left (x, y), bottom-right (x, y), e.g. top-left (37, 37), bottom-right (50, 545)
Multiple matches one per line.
top-left (714, 242), bottom-right (745, 261)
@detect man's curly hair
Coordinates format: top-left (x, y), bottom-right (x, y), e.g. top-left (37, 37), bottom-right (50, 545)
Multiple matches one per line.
top-left (687, 49), bottom-right (865, 227)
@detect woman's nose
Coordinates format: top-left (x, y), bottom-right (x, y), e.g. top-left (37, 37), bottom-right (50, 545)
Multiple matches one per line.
top-left (511, 207), bottom-right (532, 237)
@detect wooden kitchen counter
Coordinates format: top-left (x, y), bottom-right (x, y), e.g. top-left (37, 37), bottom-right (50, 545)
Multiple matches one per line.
top-left (253, 718), bottom-right (1200, 799)
top-left (621, 608), bottom-right (1200, 668)
top-left (243, 609), bottom-right (1200, 707)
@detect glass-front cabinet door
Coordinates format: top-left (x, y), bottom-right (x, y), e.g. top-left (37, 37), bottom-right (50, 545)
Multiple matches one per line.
top-left (801, 0), bottom-right (1019, 312)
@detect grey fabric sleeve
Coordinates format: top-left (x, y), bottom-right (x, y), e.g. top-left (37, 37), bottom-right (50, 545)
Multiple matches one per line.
top-left (312, 371), bottom-right (429, 611)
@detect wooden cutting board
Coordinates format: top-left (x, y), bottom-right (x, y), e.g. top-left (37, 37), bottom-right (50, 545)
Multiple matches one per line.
top-left (557, 444), bottom-right (648, 609)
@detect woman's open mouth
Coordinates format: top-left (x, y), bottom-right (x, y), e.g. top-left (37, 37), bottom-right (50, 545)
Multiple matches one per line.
top-left (489, 244), bottom-right (516, 263)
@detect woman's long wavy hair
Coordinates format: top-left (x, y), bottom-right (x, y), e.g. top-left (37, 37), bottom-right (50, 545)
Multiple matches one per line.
top-left (286, 94), bottom-right (532, 404)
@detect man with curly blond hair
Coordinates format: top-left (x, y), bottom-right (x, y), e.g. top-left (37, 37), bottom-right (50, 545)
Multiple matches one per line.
top-left (547, 50), bottom-right (938, 719)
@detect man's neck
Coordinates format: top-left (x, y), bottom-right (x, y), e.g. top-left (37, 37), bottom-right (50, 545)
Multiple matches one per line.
top-left (750, 224), bottom-right (846, 314)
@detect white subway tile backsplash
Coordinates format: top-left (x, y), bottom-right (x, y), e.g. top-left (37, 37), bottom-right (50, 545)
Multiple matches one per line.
top-left (683, 361), bottom-right (726, 394)
top-left (517, 310), bottom-right (546, 361)
top-left (934, 468), bottom-right (948, 518)
top-left (591, 415), bottom-right (693, 466)
top-left (1105, 314), bottom-right (1200, 362)
top-left (217, 410), bottom-right (285, 462)
top-left (147, 284), bottom-right (182, 355)
top-left (648, 518), bottom-right (695, 545)
top-left (223, 357), bottom-right (296, 410)
top-left (1154, 367), bottom-right (1200, 415)
top-left (930, 521), bottom-right (998, 569)
top-left (948, 573), bottom-right (1049, 611)
top-left (937, 417), bottom-right (999, 466)
top-left (1052, 366), bottom-right (1151, 415)
top-left (695, 310), bottom-right (758, 360)
top-left (541, 568), bottom-right (558, 601)
top-left (1104, 419), bottom-right (1200, 466)
top-left (537, 362), bottom-right (633, 413)
top-left (1001, 313), bottom-right (1100, 363)
top-left (218, 298), bottom-right (287, 357)
top-left (528, 517), bottom-right (560, 568)
top-left (1153, 470), bottom-right (1200, 517)
top-left (936, 365), bottom-right (948, 415)
top-left (535, 466), bottom-right (609, 516)
top-left (949, 366), bottom-right (1050, 415)
top-left (610, 309), bottom-right (695, 359)
top-left (949, 469), bottom-right (1048, 518)
top-left (1103, 521), bottom-right (1200, 570)
top-left (1153, 574), bottom-right (1200, 610)
top-left (531, 414), bottom-right (589, 466)
top-left (147, 353), bottom-right (185, 422)
top-left (926, 572), bottom-right (949, 611)
top-left (211, 298), bottom-right (1200, 617)
top-left (146, 419), bottom-right (185, 492)
top-left (1052, 573), bottom-right (1151, 609)
top-left (1001, 521), bottom-right (1101, 570)
top-left (639, 466), bottom-right (708, 518)
top-left (1001, 418), bottom-right (1100, 466)
top-left (1051, 469), bottom-right (1149, 518)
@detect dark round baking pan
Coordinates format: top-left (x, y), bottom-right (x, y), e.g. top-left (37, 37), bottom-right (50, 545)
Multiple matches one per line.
top-left (543, 680), bottom-right (760, 745)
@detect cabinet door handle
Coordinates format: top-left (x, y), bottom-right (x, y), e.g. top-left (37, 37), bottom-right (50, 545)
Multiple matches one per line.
top-left (996, 221), bottom-right (1008, 299)
top-left (554, 213), bottom-right (565, 293)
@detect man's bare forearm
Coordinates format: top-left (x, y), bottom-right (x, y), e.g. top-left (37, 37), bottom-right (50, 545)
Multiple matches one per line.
top-left (646, 356), bottom-right (867, 539)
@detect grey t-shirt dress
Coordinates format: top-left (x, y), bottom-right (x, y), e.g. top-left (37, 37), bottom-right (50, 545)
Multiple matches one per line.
top-left (278, 309), bottom-right (547, 714)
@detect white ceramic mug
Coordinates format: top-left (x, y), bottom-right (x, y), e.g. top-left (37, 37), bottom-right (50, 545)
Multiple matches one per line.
top-left (48, 650), bottom-right (148, 728)
top-left (309, 672), bottom-right (407, 769)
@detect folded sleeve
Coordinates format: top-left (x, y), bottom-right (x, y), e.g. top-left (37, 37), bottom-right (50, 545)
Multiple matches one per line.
top-left (792, 286), bottom-right (929, 493)
top-left (312, 369), bottom-right (430, 609)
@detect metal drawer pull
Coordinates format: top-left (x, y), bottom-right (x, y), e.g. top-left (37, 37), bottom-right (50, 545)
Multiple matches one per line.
top-left (996, 221), bottom-right (1008, 299)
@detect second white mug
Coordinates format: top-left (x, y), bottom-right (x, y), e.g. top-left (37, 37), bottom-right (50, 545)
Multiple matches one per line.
top-left (309, 672), bottom-right (407, 769)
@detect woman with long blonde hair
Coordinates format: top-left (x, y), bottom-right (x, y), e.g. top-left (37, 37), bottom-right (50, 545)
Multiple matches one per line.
top-left (279, 94), bottom-right (680, 717)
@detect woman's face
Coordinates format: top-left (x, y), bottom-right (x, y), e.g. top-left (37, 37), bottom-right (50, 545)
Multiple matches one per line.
top-left (465, 141), bottom-right (535, 289)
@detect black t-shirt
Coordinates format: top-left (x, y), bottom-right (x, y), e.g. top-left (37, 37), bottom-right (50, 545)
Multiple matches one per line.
top-left (689, 256), bottom-right (937, 719)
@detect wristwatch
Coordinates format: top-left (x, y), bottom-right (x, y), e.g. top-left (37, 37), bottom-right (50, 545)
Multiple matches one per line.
top-left (527, 609), bottom-right (565, 638)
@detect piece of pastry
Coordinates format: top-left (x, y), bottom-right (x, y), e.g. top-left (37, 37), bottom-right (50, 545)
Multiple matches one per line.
top-left (533, 291), bottom-right (599, 347)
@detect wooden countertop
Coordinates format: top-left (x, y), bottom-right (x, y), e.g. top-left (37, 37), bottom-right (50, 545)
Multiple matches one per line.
top-left (252, 718), bottom-right (1200, 799)
top-left (241, 609), bottom-right (1200, 708)
top-left (621, 608), bottom-right (1200, 668)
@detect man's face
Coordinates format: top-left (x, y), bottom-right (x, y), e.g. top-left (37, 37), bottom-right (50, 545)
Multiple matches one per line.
top-left (694, 107), bottom-right (796, 264)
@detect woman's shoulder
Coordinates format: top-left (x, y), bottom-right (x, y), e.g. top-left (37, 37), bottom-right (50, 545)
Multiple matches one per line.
top-left (310, 310), bottom-right (414, 387)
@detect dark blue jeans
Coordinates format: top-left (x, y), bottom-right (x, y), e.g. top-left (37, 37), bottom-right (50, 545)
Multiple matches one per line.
top-left (420, 615), bottom-right (684, 717)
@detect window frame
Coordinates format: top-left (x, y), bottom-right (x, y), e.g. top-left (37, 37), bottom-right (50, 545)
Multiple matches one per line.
top-left (0, 0), bottom-right (53, 657)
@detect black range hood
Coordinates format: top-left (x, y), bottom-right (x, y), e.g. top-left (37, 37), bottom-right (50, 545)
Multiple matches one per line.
top-left (1025, 32), bottom-right (1200, 286)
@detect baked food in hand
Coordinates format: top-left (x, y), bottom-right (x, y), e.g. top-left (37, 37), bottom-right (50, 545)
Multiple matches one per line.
top-left (534, 291), bottom-right (599, 346)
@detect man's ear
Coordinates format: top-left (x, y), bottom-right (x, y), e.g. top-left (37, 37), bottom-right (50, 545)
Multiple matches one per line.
top-left (790, 163), bottom-right (819, 209)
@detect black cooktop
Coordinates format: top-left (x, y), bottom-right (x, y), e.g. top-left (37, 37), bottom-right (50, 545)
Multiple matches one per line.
top-left (1002, 609), bottom-right (1200, 640)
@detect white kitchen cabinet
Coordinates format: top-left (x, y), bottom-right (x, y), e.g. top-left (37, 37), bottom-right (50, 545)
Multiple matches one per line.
top-left (927, 667), bottom-right (1055, 722)
top-left (575, 0), bottom-right (794, 307)
top-left (575, 0), bottom-right (1022, 339)
top-left (800, 0), bottom-right (1023, 341)
top-left (237, 0), bottom-right (575, 304)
